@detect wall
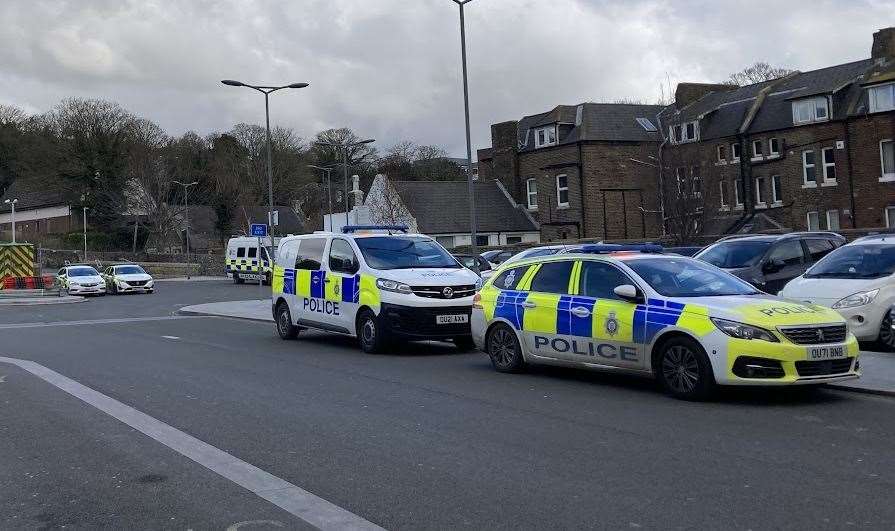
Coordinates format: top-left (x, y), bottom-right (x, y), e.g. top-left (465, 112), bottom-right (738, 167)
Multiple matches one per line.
top-left (39, 249), bottom-right (226, 277)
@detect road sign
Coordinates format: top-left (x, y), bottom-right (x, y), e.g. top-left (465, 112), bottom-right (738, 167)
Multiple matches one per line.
top-left (250, 223), bottom-right (268, 237)
top-left (271, 210), bottom-right (279, 226)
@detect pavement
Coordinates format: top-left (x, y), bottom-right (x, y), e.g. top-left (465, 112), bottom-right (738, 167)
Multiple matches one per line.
top-left (0, 294), bottom-right (84, 306)
top-left (3, 280), bottom-right (895, 529)
top-left (179, 299), bottom-right (272, 322)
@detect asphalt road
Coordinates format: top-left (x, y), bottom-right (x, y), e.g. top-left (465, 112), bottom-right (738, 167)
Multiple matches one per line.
top-left (1, 280), bottom-right (894, 530)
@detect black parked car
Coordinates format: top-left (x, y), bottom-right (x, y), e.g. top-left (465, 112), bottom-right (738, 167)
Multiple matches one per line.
top-left (694, 232), bottom-right (846, 294)
top-left (453, 253), bottom-right (494, 277)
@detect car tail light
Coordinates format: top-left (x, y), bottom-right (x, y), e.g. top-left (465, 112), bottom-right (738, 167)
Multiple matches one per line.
top-left (472, 292), bottom-right (482, 309)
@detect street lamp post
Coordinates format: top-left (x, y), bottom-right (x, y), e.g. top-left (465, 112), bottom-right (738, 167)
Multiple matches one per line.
top-left (173, 180), bottom-right (199, 277)
top-left (221, 79), bottom-right (309, 258)
top-left (82, 207), bottom-right (88, 260)
top-left (308, 165), bottom-right (335, 231)
top-left (314, 139), bottom-right (375, 229)
top-left (3, 199), bottom-right (17, 243)
top-left (450, 0), bottom-right (479, 271)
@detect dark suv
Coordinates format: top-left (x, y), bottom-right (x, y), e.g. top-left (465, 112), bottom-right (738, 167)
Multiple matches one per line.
top-left (694, 232), bottom-right (846, 294)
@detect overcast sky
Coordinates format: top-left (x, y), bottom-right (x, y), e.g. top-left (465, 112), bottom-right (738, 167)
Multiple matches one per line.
top-left (0, 0), bottom-right (889, 156)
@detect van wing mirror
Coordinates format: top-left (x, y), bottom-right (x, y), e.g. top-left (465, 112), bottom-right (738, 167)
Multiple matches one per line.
top-left (613, 284), bottom-right (642, 303)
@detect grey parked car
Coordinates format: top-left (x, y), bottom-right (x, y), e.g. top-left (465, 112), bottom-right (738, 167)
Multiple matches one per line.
top-left (694, 232), bottom-right (846, 294)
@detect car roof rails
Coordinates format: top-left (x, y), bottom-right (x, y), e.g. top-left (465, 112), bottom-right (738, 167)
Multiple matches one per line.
top-left (785, 231), bottom-right (844, 239)
top-left (341, 224), bottom-right (410, 234)
top-left (564, 243), bottom-right (664, 255)
top-left (854, 232), bottom-right (895, 242)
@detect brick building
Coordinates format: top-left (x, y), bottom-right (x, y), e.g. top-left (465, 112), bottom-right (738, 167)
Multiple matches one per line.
top-left (477, 103), bottom-right (665, 242)
top-left (659, 27), bottom-right (895, 241)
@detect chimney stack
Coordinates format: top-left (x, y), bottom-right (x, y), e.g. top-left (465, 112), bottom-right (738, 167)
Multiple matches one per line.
top-left (871, 27), bottom-right (895, 63)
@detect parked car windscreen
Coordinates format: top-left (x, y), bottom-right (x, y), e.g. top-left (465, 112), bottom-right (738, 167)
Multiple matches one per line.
top-left (68, 267), bottom-right (100, 277)
top-left (803, 244), bottom-right (895, 279)
top-left (116, 266), bottom-right (146, 275)
top-left (627, 258), bottom-right (760, 297)
top-left (356, 236), bottom-right (461, 270)
top-left (696, 240), bottom-right (773, 268)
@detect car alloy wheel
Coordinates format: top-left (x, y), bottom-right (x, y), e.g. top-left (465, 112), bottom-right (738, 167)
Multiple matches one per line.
top-left (487, 324), bottom-right (524, 372)
top-left (658, 337), bottom-right (714, 400)
top-left (880, 311), bottom-right (895, 351)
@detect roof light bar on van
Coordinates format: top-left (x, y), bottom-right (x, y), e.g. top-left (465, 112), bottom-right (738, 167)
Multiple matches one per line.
top-left (341, 225), bottom-right (410, 234)
top-left (567, 243), bottom-right (664, 254)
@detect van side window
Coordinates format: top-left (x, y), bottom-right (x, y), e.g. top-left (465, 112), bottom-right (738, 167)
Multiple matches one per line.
top-left (248, 247), bottom-right (258, 259)
top-left (328, 239), bottom-right (359, 274)
top-left (236, 247), bottom-right (246, 258)
top-left (529, 261), bottom-right (574, 294)
top-left (295, 238), bottom-right (326, 270)
top-left (805, 239), bottom-right (834, 261)
top-left (492, 266), bottom-right (529, 290)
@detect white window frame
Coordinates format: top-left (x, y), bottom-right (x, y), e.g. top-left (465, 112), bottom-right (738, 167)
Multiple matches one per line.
top-left (671, 125), bottom-right (682, 144)
top-left (751, 139), bottom-right (763, 161)
top-left (887, 206), bottom-right (895, 228)
top-left (881, 139), bottom-right (895, 182)
top-left (771, 175), bottom-right (782, 205)
top-left (719, 181), bottom-right (729, 210)
top-left (792, 96), bottom-right (830, 125)
top-left (826, 210), bottom-right (840, 231)
top-left (868, 82), bottom-right (895, 114)
top-left (526, 178), bottom-right (538, 210)
top-left (821, 147), bottom-right (836, 185)
top-left (734, 179), bottom-right (743, 209)
top-left (806, 211), bottom-right (820, 231)
top-left (684, 121), bottom-right (699, 142)
top-left (534, 126), bottom-right (557, 148)
top-left (731, 143), bottom-right (741, 162)
top-left (754, 176), bottom-right (766, 207)
top-left (555, 174), bottom-right (569, 208)
top-left (717, 145), bottom-right (727, 164)
top-left (691, 166), bottom-right (701, 199)
top-left (802, 150), bottom-right (817, 187)
top-left (769, 137), bottom-right (780, 157)
top-left (675, 167), bottom-right (686, 195)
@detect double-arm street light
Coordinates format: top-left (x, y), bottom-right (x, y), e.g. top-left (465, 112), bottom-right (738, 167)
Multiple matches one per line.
top-left (314, 139), bottom-right (375, 228)
top-left (3, 198), bottom-right (17, 243)
top-left (308, 164), bottom-right (336, 231)
top-left (450, 0), bottom-right (480, 270)
top-left (221, 79), bottom-right (309, 257)
top-left (173, 180), bottom-right (199, 274)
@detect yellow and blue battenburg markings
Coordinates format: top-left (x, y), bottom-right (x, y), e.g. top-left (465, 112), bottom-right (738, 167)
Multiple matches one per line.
top-left (633, 298), bottom-right (685, 343)
top-left (494, 290), bottom-right (528, 329)
top-left (279, 268), bottom-right (361, 303)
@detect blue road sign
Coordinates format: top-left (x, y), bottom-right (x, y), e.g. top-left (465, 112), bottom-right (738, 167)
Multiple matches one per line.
top-left (250, 223), bottom-right (268, 237)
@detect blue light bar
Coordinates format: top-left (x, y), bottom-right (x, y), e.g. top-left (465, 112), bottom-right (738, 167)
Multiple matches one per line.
top-left (341, 224), bottom-right (409, 234)
top-left (566, 243), bottom-right (664, 254)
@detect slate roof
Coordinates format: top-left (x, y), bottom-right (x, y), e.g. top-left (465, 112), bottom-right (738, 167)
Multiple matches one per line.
top-left (0, 176), bottom-right (80, 213)
top-left (391, 180), bottom-right (538, 234)
top-left (517, 103), bottom-right (665, 151)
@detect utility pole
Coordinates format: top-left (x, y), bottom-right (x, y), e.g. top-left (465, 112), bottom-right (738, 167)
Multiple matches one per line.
top-left (3, 199), bottom-right (17, 243)
top-left (173, 181), bottom-right (198, 278)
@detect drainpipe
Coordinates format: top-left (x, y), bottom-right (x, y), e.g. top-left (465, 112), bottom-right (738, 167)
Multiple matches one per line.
top-left (577, 142), bottom-right (586, 239)
top-left (656, 138), bottom-right (668, 237)
top-left (843, 117), bottom-right (858, 229)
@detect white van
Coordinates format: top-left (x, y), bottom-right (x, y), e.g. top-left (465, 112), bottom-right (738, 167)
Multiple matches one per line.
top-left (270, 226), bottom-right (481, 353)
top-left (226, 236), bottom-right (274, 284)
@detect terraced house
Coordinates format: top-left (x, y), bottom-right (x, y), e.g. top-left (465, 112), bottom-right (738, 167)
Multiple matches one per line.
top-left (659, 27), bottom-right (895, 239)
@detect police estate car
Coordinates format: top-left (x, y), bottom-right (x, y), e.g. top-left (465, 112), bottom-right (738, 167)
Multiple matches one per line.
top-left (271, 226), bottom-right (481, 353)
top-left (57, 265), bottom-right (106, 296)
top-left (472, 245), bottom-right (860, 399)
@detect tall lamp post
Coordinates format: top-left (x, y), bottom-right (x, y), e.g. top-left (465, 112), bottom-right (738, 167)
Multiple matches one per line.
top-left (314, 139), bottom-right (375, 229)
top-left (308, 165), bottom-right (335, 231)
top-left (450, 0), bottom-right (479, 271)
top-left (173, 180), bottom-right (199, 277)
top-left (82, 207), bottom-right (88, 260)
top-left (221, 79), bottom-right (309, 258)
top-left (3, 199), bottom-right (17, 243)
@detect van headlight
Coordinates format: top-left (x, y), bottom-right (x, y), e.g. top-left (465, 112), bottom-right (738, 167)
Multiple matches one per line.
top-left (376, 278), bottom-right (413, 294)
top-left (832, 289), bottom-right (879, 309)
top-left (710, 318), bottom-right (779, 342)
top-left (475, 278), bottom-right (484, 291)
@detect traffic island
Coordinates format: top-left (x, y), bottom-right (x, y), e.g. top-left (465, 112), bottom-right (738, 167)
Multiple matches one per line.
top-left (177, 300), bottom-right (272, 322)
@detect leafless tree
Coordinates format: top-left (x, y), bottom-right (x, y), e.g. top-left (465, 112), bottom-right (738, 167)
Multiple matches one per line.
top-left (663, 164), bottom-right (709, 245)
top-left (0, 104), bottom-right (26, 126)
top-left (366, 176), bottom-right (413, 227)
top-left (725, 62), bottom-right (795, 86)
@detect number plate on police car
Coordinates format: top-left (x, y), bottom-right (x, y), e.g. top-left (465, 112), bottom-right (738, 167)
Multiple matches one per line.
top-left (436, 314), bottom-right (468, 325)
top-left (241, 273), bottom-right (263, 281)
top-left (806, 345), bottom-right (845, 360)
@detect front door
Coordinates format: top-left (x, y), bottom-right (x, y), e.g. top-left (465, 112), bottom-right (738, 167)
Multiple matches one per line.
top-left (519, 260), bottom-right (575, 361)
top-left (323, 238), bottom-right (361, 333)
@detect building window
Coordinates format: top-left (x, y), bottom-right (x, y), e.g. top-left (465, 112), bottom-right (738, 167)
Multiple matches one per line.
top-left (675, 167), bottom-right (686, 195)
top-left (717, 145), bottom-right (727, 163)
top-left (670, 121), bottom-right (698, 144)
top-left (771, 175), bottom-right (782, 204)
top-left (671, 125), bottom-right (682, 143)
top-left (691, 166), bottom-right (701, 198)
top-left (526, 178), bottom-right (538, 210)
top-left (735, 179), bottom-right (744, 208)
top-left (807, 211), bottom-right (820, 231)
top-left (769, 137), bottom-right (780, 157)
top-left (792, 96), bottom-right (829, 124)
top-left (436, 236), bottom-right (454, 249)
top-left (556, 174), bottom-right (569, 207)
top-left (731, 143), bottom-right (741, 162)
top-left (684, 121), bottom-right (698, 141)
top-left (887, 206), bottom-right (895, 228)
top-left (755, 177), bottom-right (766, 207)
top-left (881, 139), bottom-right (895, 182)
top-left (535, 126), bottom-right (556, 148)
top-left (506, 235), bottom-right (522, 245)
top-left (752, 140), bottom-right (763, 160)
top-left (636, 117), bottom-right (657, 132)
top-left (476, 235), bottom-right (489, 246)
top-left (868, 83), bottom-right (895, 113)
top-left (821, 147), bottom-right (836, 184)
top-left (826, 210), bottom-right (840, 231)
top-left (802, 150), bottom-right (816, 186)
top-left (719, 181), bottom-right (729, 209)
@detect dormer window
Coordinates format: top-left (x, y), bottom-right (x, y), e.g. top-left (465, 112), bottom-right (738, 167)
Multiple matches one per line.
top-left (792, 96), bottom-right (829, 125)
top-left (670, 120), bottom-right (698, 144)
top-left (868, 82), bottom-right (895, 113)
top-left (534, 126), bottom-right (556, 148)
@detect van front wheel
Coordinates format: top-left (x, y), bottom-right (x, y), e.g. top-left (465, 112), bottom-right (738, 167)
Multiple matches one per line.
top-left (357, 309), bottom-right (389, 354)
top-left (276, 302), bottom-right (299, 340)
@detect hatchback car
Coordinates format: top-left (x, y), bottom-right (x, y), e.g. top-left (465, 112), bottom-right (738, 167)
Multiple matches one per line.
top-left (57, 265), bottom-right (106, 296)
top-left (102, 264), bottom-right (155, 294)
top-left (695, 232), bottom-right (845, 294)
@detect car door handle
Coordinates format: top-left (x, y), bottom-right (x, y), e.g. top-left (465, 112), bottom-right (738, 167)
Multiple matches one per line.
top-left (324, 277), bottom-right (332, 283)
top-left (571, 306), bottom-right (591, 317)
top-left (520, 302), bottom-right (536, 309)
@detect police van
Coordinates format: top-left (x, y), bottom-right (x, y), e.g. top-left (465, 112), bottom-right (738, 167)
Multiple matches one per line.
top-left (472, 244), bottom-right (860, 399)
top-left (226, 236), bottom-right (274, 284)
top-left (271, 225), bottom-right (482, 353)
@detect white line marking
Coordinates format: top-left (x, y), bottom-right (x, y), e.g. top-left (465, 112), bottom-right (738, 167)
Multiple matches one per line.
top-left (0, 356), bottom-right (384, 531)
top-left (0, 375), bottom-right (6, 383)
top-left (162, 335), bottom-right (180, 340)
top-left (0, 316), bottom-right (203, 330)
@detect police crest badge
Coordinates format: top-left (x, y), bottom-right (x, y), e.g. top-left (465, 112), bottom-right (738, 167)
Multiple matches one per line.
top-left (605, 311), bottom-right (619, 336)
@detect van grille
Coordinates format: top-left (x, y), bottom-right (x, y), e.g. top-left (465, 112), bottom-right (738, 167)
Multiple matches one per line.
top-left (410, 285), bottom-right (476, 299)
top-left (779, 324), bottom-right (847, 345)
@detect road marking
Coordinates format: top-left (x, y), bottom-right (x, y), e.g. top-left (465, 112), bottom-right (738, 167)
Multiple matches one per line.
top-left (0, 356), bottom-right (384, 531)
top-left (0, 316), bottom-right (203, 330)
top-left (162, 335), bottom-right (180, 340)
top-left (0, 375), bottom-right (5, 383)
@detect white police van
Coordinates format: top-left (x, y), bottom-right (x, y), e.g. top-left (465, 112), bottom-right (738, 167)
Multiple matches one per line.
top-left (271, 225), bottom-right (482, 353)
top-left (226, 236), bottom-right (274, 284)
